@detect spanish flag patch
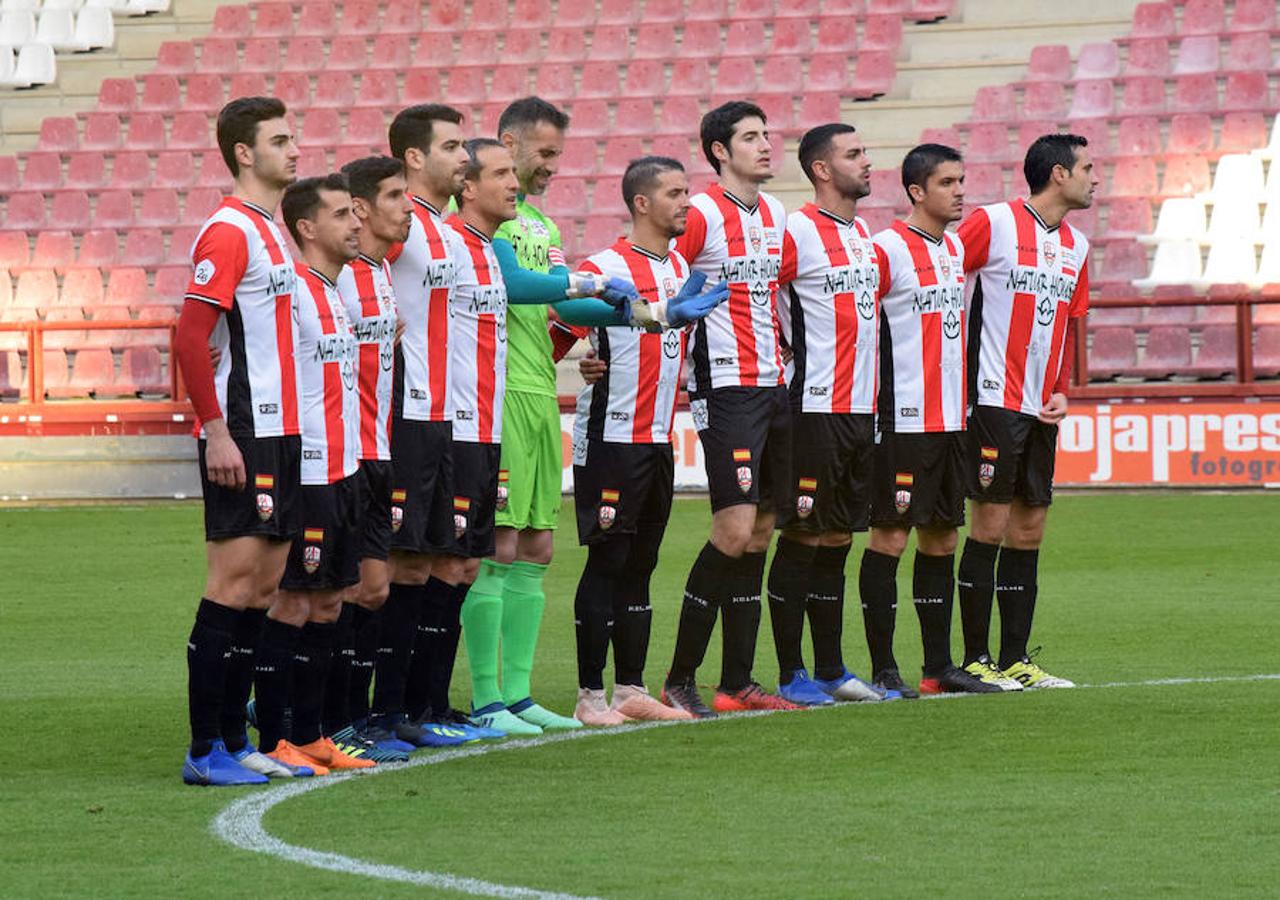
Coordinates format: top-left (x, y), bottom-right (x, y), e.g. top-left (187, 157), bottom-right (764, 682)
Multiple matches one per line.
top-left (254, 474), bottom-right (275, 489)
top-left (453, 496), bottom-right (471, 512)
top-left (895, 472), bottom-right (914, 487)
top-left (981, 446), bottom-right (999, 460)
top-left (304, 528), bottom-right (325, 542)
top-left (498, 469), bottom-right (510, 483)
top-left (732, 448), bottom-right (752, 462)
top-left (391, 488), bottom-right (407, 502)
top-left (601, 488), bottom-right (620, 502)
top-left (798, 477), bottom-right (818, 491)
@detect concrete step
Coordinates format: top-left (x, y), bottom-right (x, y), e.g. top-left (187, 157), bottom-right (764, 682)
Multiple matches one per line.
top-left (0, 435), bottom-right (198, 500)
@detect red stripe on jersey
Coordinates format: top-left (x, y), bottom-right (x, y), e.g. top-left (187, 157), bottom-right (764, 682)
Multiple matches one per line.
top-left (303, 269), bottom-right (347, 484)
top-left (758, 199), bottom-right (786, 376)
top-left (921, 311), bottom-right (944, 431)
top-left (619, 246), bottom-right (661, 441)
top-left (238, 201), bottom-right (299, 436)
top-left (709, 189), bottom-right (760, 384)
top-left (897, 223), bottom-right (939, 287)
top-left (462, 229), bottom-right (497, 442)
top-left (803, 208), bottom-right (859, 414)
top-left (412, 199), bottom-right (453, 421)
top-left (351, 261), bottom-right (381, 459)
top-left (668, 252), bottom-right (688, 436)
top-left (1003, 203), bottom-right (1040, 409)
top-left (1043, 301), bottom-right (1069, 406)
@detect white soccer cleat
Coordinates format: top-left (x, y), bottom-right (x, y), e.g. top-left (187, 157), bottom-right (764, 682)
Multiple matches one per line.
top-left (1002, 656), bottom-right (1075, 689)
top-left (611, 683), bottom-right (694, 721)
top-left (574, 688), bottom-right (629, 726)
top-left (234, 748), bottom-right (307, 778)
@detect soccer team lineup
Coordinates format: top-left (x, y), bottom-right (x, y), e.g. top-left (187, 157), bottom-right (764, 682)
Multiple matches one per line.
top-left (178, 91), bottom-right (1095, 787)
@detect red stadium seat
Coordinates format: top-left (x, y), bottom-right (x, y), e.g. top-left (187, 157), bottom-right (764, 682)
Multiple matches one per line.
top-left (337, 0), bottom-right (379, 33)
top-left (283, 36), bottom-right (326, 72)
top-left (558, 138), bottom-right (597, 176)
top-left (276, 73), bottom-right (312, 108)
top-left (169, 113), bottom-right (211, 151)
top-left (117, 346), bottom-right (167, 396)
top-left (723, 21), bottom-right (766, 57)
top-left (736, 0), bottom-right (777, 16)
top-left (1173, 35), bottom-right (1219, 75)
top-left (1223, 32), bottom-right (1272, 73)
top-left (1180, 0), bottom-right (1224, 35)
top-left (513, 0), bottom-right (552, 22)
top-left (96, 78), bottom-right (134, 112)
top-left (555, 0), bottom-right (596, 25)
top-left (1136, 325), bottom-right (1192, 378)
top-left (770, 18), bottom-right (813, 56)
top-left (1098, 240), bottom-right (1150, 283)
top-left (380, 0), bottom-right (421, 32)
top-left (1188, 324), bottom-right (1237, 377)
top-left (1170, 73), bottom-right (1217, 114)
top-left (242, 38), bottom-right (281, 73)
top-left (1104, 198), bottom-right (1154, 236)
top-left (1231, 0), bottom-right (1276, 31)
top-left (761, 57), bottom-right (804, 94)
top-left (402, 69), bottom-right (443, 105)
top-left (644, 0), bottom-right (682, 21)
top-left (1109, 157), bottom-right (1158, 196)
top-left (614, 98), bottom-right (657, 135)
top-left (589, 25), bottom-right (630, 61)
top-left (668, 59), bottom-right (712, 95)
top-left (682, 21), bottom-right (723, 56)
top-left (806, 53), bottom-right (850, 93)
top-left (93, 191), bottom-right (134, 230)
top-left (38, 117), bottom-right (78, 153)
top-left (446, 67), bottom-right (487, 104)
top-left (197, 37), bottom-right (239, 74)
top-left (0, 351), bottom-right (22, 401)
top-left (622, 59), bottom-right (665, 97)
top-left (154, 41), bottom-right (196, 75)
top-left (1116, 117), bottom-right (1162, 157)
top-left (545, 178), bottom-right (589, 217)
top-left (546, 27), bottom-right (588, 61)
top-left (502, 29), bottom-right (542, 63)
top-left (314, 71), bottom-right (356, 108)
top-left (1160, 154), bottom-right (1211, 196)
top-left (110, 152), bottom-right (151, 190)
top-left (82, 113), bottom-right (122, 152)
top-left (579, 61), bottom-right (622, 99)
top-left (151, 151), bottom-right (194, 190)
top-left (368, 33), bottom-right (412, 69)
top-left (535, 63), bottom-right (576, 101)
top-left (228, 72), bottom-right (269, 100)
top-left (684, 0), bottom-right (727, 20)
top-left (138, 74), bottom-right (181, 111)
top-left (41, 350), bottom-right (70, 396)
top-left (211, 4), bottom-right (250, 37)
top-left (137, 189), bottom-right (179, 228)
top-left (195, 151), bottom-right (230, 190)
top-left (964, 164), bottom-right (1005, 205)
top-left (345, 109), bottom-right (386, 146)
top-left (1218, 112), bottom-right (1266, 154)
top-left (185, 74), bottom-right (225, 112)
top-left (300, 108), bottom-right (341, 145)
top-left (1119, 77), bottom-right (1165, 116)
top-left (0, 232), bottom-right (31, 269)
top-left (1166, 114), bottom-right (1213, 156)
top-left (1021, 82), bottom-right (1065, 120)
top-left (601, 136), bottom-right (645, 174)
top-left (862, 14), bottom-right (903, 51)
top-left (1068, 118), bottom-right (1112, 158)
top-left (254, 2), bottom-right (295, 36)
top-left (6, 194), bottom-right (46, 232)
top-left (22, 153), bottom-right (62, 191)
top-left (815, 18), bottom-right (858, 53)
top-left (296, 1), bottom-right (336, 36)
top-left (151, 266), bottom-right (189, 305)
top-left (1087, 327), bottom-right (1137, 379)
top-left (16, 270), bottom-right (57, 310)
top-left (1224, 72), bottom-right (1270, 112)
top-left (965, 124), bottom-right (1012, 162)
top-left (590, 176), bottom-right (625, 216)
top-left (657, 97), bottom-right (703, 136)
top-left (776, 0), bottom-right (822, 15)
top-left (650, 134), bottom-right (692, 167)
top-left (77, 229), bottom-right (118, 268)
top-left (49, 192), bottom-right (90, 231)
top-left (124, 114), bottom-right (166, 152)
top-left (1024, 44), bottom-right (1070, 82)
top-left (1068, 79), bottom-right (1114, 119)
top-left (0, 158), bottom-right (17, 195)
top-left (852, 52), bottom-right (896, 98)
top-left (1130, 2), bottom-right (1175, 38)
top-left (795, 93), bottom-right (839, 131)
top-left (632, 23), bottom-right (680, 59)
top-left (31, 230), bottom-right (73, 269)
top-left (182, 188), bottom-right (223, 226)
top-left (1074, 42), bottom-right (1120, 80)
top-left (61, 266), bottom-right (103, 308)
top-left (104, 267), bottom-right (149, 307)
top-left (1254, 325), bottom-right (1280, 376)
top-left (869, 0), bottom-right (909, 10)
top-left (598, 0), bottom-right (641, 22)
top-left (63, 348), bottom-right (115, 397)
top-left (921, 126), bottom-right (962, 148)
top-left (360, 69), bottom-right (399, 107)
top-left (1125, 38), bottom-right (1170, 77)
top-left (714, 57), bottom-right (758, 95)
top-left (327, 35), bottom-right (368, 71)
top-left (121, 228), bottom-right (167, 267)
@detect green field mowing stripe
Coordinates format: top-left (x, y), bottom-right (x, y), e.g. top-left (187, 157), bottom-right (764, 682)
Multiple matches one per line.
top-left (0, 494), bottom-right (1276, 897)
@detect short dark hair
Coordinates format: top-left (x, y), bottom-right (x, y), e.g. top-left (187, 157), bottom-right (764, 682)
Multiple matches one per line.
top-left (1024, 133), bottom-right (1089, 194)
top-left (621, 155), bottom-right (685, 214)
top-left (798, 122), bottom-right (858, 185)
top-left (496, 96), bottom-right (570, 138)
top-left (217, 96), bottom-right (287, 177)
top-left (700, 100), bottom-right (766, 174)
top-left (340, 155), bottom-right (405, 204)
top-left (455, 138), bottom-right (506, 206)
top-left (901, 142), bottom-right (963, 201)
top-left (388, 103), bottom-right (464, 161)
top-left (282, 173), bottom-right (350, 245)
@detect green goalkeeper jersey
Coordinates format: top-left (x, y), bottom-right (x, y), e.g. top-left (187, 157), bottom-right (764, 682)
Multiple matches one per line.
top-left (495, 196), bottom-right (563, 398)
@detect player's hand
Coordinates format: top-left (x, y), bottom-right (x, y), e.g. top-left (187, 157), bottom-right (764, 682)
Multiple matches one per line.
top-left (203, 420), bottom-right (246, 490)
top-left (666, 271), bottom-right (730, 327)
top-left (1039, 391), bottom-right (1069, 424)
top-left (208, 345), bottom-right (222, 369)
top-left (579, 349), bottom-right (607, 384)
top-left (780, 345), bottom-right (794, 365)
top-left (394, 317), bottom-right (406, 346)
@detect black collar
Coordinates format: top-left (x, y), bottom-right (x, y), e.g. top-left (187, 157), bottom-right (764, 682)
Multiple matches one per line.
top-left (1022, 200), bottom-right (1059, 234)
top-left (412, 194), bottom-right (443, 217)
top-left (720, 186), bottom-right (759, 215)
top-left (306, 266), bottom-right (336, 288)
top-left (630, 244), bottom-right (668, 263)
top-left (905, 223), bottom-right (945, 246)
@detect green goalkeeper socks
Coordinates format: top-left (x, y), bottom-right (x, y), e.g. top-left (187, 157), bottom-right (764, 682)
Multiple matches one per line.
top-left (500, 560), bottom-right (548, 707)
top-left (460, 559), bottom-right (510, 711)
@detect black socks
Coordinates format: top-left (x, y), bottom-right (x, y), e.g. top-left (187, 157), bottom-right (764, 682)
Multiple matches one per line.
top-left (859, 549), bottom-right (901, 676)
top-left (290, 621), bottom-right (335, 747)
top-left (997, 547), bottom-right (1039, 669)
top-left (220, 607), bottom-right (265, 753)
top-left (913, 552), bottom-right (956, 677)
top-left (767, 536), bottom-right (814, 680)
top-left (958, 538), bottom-right (999, 665)
top-left (719, 550), bottom-right (765, 692)
top-left (186, 598), bottom-right (238, 757)
top-left (253, 617), bottom-right (301, 753)
top-left (371, 581), bottom-right (423, 718)
top-left (669, 541), bottom-right (731, 683)
top-left (807, 543), bottom-right (852, 682)
top-left (347, 604), bottom-right (379, 725)
top-left (322, 604), bottom-right (356, 736)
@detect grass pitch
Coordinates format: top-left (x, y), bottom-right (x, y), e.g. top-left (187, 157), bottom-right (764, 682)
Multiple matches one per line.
top-left (2, 494), bottom-right (1278, 898)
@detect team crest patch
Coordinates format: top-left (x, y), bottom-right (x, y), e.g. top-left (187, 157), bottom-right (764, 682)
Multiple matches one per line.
top-left (302, 528), bottom-right (324, 574)
top-left (733, 449), bottom-right (753, 493)
top-left (796, 476), bottom-right (817, 519)
top-left (749, 225), bottom-right (762, 253)
top-left (599, 488), bottom-right (620, 530)
top-left (453, 497), bottom-right (471, 539)
top-left (937, 254), bottom-right (952, 280)
top-left (894, 472), bottom-right (913, 515)
top-left (663, 277), bottom-right (677, 299)
top-left (390, 488), bottom-right (406, 532)
top-left (848, 236), bottom-right (864, 263)
top-left (1043, 241), bottom-right (1057, 267)
top-left (254, 474), bottom-right (275, 521)
top-left (496, 470), bottom-right (509, 511)
top-left (979, 447), bottom-right (998, 490)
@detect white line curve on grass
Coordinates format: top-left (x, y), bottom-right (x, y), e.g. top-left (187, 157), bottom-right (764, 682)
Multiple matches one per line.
top-left (212, 672), bottom-right (1280, 898)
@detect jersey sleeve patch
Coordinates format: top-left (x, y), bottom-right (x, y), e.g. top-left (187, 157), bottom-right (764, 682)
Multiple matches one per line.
top-left (185, 221), bottom-right (249, 310)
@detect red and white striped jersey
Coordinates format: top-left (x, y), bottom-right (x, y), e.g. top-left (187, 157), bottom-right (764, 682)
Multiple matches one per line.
top-left (184, 197), bottom-right (301, 439)
top-left (386, 195), bottom-right (456, 423)
top-left (872, 221), bottom-right (968, 434)
top-left (958, 199), bottom-right (1091, 417)
top-left (673, 184), bottom-right (788, 393)
top-left (778, 204), bottom-right (880, 415)
top-left (574, 240), bottom-right (689, 445)
top-left (336, 254), bottom-right (397, 462)
top-left (294, 264), bottom-right (360, 486)
top-left (446, 216), bottom-right (508, 445)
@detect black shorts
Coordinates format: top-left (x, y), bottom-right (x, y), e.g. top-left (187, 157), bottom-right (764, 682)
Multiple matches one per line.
top-left (689, 385), bottom-right (792, 514)
top-left (573, 440), bottom-right (674, 545)
top-left (966, 405), bottom-right (1058, 506)
top-left (357, 459), bottom-right (394, 561)
top-left (778, 412), bottom-right (874, 534)
top-left (870, 430), bottom-right (967, 530)
top-left (199, 433), bottom-right (301, 542)
top-left (451, 440), bottom-right (502, 559)
top-left (388, 417), bottom-right (456, 555)
top-left (280, 472), bottom-right (365, 591)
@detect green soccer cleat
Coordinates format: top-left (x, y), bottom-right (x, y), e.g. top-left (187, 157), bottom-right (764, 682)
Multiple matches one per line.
top-left (471, 703), bottom-right (543, 737)
top-left (1002, 653), bottom-right (1075, 689)
top-left (510, 700), bottom-right (583, 731)
top-left (963, 654), bottom-right (1024, 691)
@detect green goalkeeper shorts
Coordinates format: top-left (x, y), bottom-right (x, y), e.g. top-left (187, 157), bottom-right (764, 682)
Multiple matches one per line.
top-left (496, 390), bottom-right (563, 531)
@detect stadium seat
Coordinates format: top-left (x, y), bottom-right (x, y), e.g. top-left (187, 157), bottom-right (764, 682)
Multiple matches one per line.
top-left (534, 62), bottom-right (574, 100)
top-left (211, 4), bottom-right (250, 36)
top-left (108, 151), bottom-right (150, 190)
top-left (196, 36), bottom-right (238, 74)
top-left (1068, 80), bottom-right (1114, 119)
top-left (795, 93), bottom-right (838, 131)
top-left (1129, 2), bottom-right (1175, 38)
top-left (1179, 0), bottom-right (1224, 35)
top-left (622, 59), bottom-right (664, 97)
top-left (1173, 35), bottom-right (1219, 75)
top-left (921, 126), bottom-right (962, 148)
top-left (1231, 0), bottom-right (1276, 31)
top-left (138, 73), bottom-right (181, 112)
top-left (123, 113), bottom-right (165, 151)
top-left (1148, 197), bottom-right (1206, 242)
top-left (326, 35), bottom-right (368, 71)
top-left (136, 189), bottom-right (179, 229)
top-left (193, 151), bottom-right (228, 191)
top-left (0, 156), bottom-right (16, 195)
top-left (402, 69), bottom-right (443, 105)
top-left (1167, 73), bottom-right (1215, 114)
top-left (558, 138), bottom-right (597, 177)
top-left (254, 2), bottom-right (294, 36)
top-left (1218, 112), bottom-right (1267, 154)
top-left (300, 108), bottom-right (341, 145)
top-left (380, 0), bottom-right (421, 32)
top-left (970, 85), bottom-right (1016, 122)
top-left (815, 18), bottom-right (858, 53)
top-left (283, 36), bottom-right (325, 72)
top-left (0, 231), bottom-right (30, 269)
top-left (614, 98), bottom-right (657, 135)
top-left (579, 61), bottom-right (622, 99)
top-left (724, 20), bottom-right (765, 57)
top-left (368, 32), bottom-right (411, 69)
top-left (546, 27), bottom-right (588, 61)
top-left (47, 192), bottom-right (93, 232)
top-left (31, 230), bottom-right (73, 269)
top-left (152, 41), bottom-right (194, 75)
top-left (79, 113), bottom-right (121, 152)
top-left (770, 18), bottom-right (813, 56)
top-left (1024, 44), bottom-right (1070, 82)
top-left (168, 113), bottom-right (210, 151)
top-left (683, 0), bottom-right (727, 20)
top-left (682, 21), bottom-right (723, 56)
top-left (242, 38), bottom-right (281, 72)
top-left (1125, 38), bottom-right (1170, 77)
top-left (358, 69), bottom-right (399, 107)
top-left (446, 67), bottom-right (486, 103)
top-left (295, 1), bottom-right (335, 36)
top-left (657, 96), bottom-right (703, 136)
top-left (150, 151), bottom-right (194, 189)
top-left (644, 0), bottom-right (683, 21)
top-left (1119, 77), bottom-right (1165, 116)
top-left (1189, 323), bottom-right (1238, 377)
top-left (41, 349), bottom-right (70, 396)
top-left (151, 265), bottom-right (188, 305)
top-left (1166, 114), bottom-right (1213, 156)
top-left (35, 9), bottom-right (84, 53)
top-left (761, 56), bottom-right (804, 95)
top-left (502, 28), bottom-right (542, 63)
top-left (1206, 196), bottom-right (1260, 243)
top-left (185, 74), bottom-right (225, 112)
top-left (77, 229), bottom-right (118, 267)
top-left (12, 41), bottom-right (55, 88)
top-left (1137, 325), bottom-right (1192, 378)
top-left (570, 100), bottom-right (612, 136)
top-left (104, 267), bottom-right (149, 307)
top-left (61, 266), bottom-right (103, 308)
top-left (1116, 117), bottom-right (1162, 158)
top-left (802, 53), bottom-right (848, 93)
top-left (345, 109), bottom-right (385, 147)
top-left (1253, 324), bottom-right (1280, 375)
top-left (964, 164), bottom-right (1004, 205)
top-left (1207, 153), bottom-right (1264, 199)
top-left (22, 153), bottom-right (62, 191)
top-left (60, 348), bottom-right (113, 397)
top-left (15, 269), bottom-right (57, 310)
top-left (667, 58), bottom-right (712, 95)
top-left (714, 57), bottom-right (758, 95)
top-left (600, 137), bottom-right (644, 175)
top-left (588, 25), bottom-right (629, 61)
top-left (852, 52), bottom-right (895, 99)
top-left (1110, 157), bottom-right (1158, 197)
top-left (650, 134), bottom-right (691, 168)
top-left (468, 0), bottom-right (510, 29)
top-left (736, 0), bottom-right (776, 16)
top-left (1161, 155), bottom-right (1211, 196)
top-left (37, 117), bottom-right (78, 153)
top-left (590, 176), bottom-right (624, 216)
top-left (1105, 198), bottom-right (1154, 237)
top-left (0, 350), bottom-right (22, 401)
top-left (96, 77), bottom-right (134, 112)
top-left (1223, 72), bottom-right (1269, 112)
top-left (226, 72), bottom-right (268, 101)
top-left (862, 14), bottom-right (903, 51)
top-left (120, 228), bottom-right (166, 267)
top-left (1135, 238), bottom-right (1200, 287)
top-left (1021, 82), bottom-right (1065, 120)
top-left (1103, 239), bottom-right (1156, 285)
top-left (5, 193), bottom-right (46, 231)
top-left (92, 191), bottom-right (133, 230)
top-left (119, 345), bottom-right (167, 396)
top-left (1222, 32), bottom-right (1272, 74)
top-left (545, 177), bottom-right (589, 217)
top-left (1074, 42), bottom-right (1120, 80)
top-left (1202, 239), bottom-right (1258, 285)
top-left (313, 71), bottom-right (355, 108)
top-left (1087, 327), bottom-right (1138, 379)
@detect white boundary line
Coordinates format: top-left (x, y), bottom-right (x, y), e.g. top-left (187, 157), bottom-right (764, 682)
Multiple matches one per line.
top-left (212, 673), bottom-right (1280, 899)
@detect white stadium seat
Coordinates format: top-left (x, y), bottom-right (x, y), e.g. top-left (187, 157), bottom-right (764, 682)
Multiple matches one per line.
top-left (0, 42), bottom-right (19, 85)
top-left (0, 0), bottom-right (40, 13)
top-left (1201, 154), bottom-right (1265, 201)
top-left (43, 0), bottom-right (88, 11)
top-left (12, 40), bottom-right (54, 84)
top-left (0, 10), bottom-right (36, 46)
top-left (1141, 198), bottom-right (1206, 244)
top-left (1200, 240), bottom-right (1258, 287)
top-left (1135, 238), bottom-right (1203, 288)
top-left (1204, 197), bottom-right (1261, 245)
top-left (35, 9), bottom-right (84, 52)
top-left (1253, 239), bottom-right (1280, 286)
top-left (73, 5), bottom-right (113, 50)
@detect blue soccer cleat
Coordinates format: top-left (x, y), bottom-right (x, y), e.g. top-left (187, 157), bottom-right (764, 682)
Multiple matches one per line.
top-left (352, 719), bottom-right (417, 754)
top-left (778, 669), bottom-right (837, 706)
top-left (371, 713), bottom-right (470, 748)
top-left (183, 740), bottom-right (270, 786)
top-left (441, 707), bottom-right (506, 740)
top-left (812, 668), bottom-right (888, 702)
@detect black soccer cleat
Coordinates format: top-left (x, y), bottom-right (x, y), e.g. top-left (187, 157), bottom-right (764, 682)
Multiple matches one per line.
top-left (919, 665), bottom-right (1005, 695)
top-left (660, 674), bottom-right (718, 718)
top-left (873, 668), bottom-right (920, 700)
